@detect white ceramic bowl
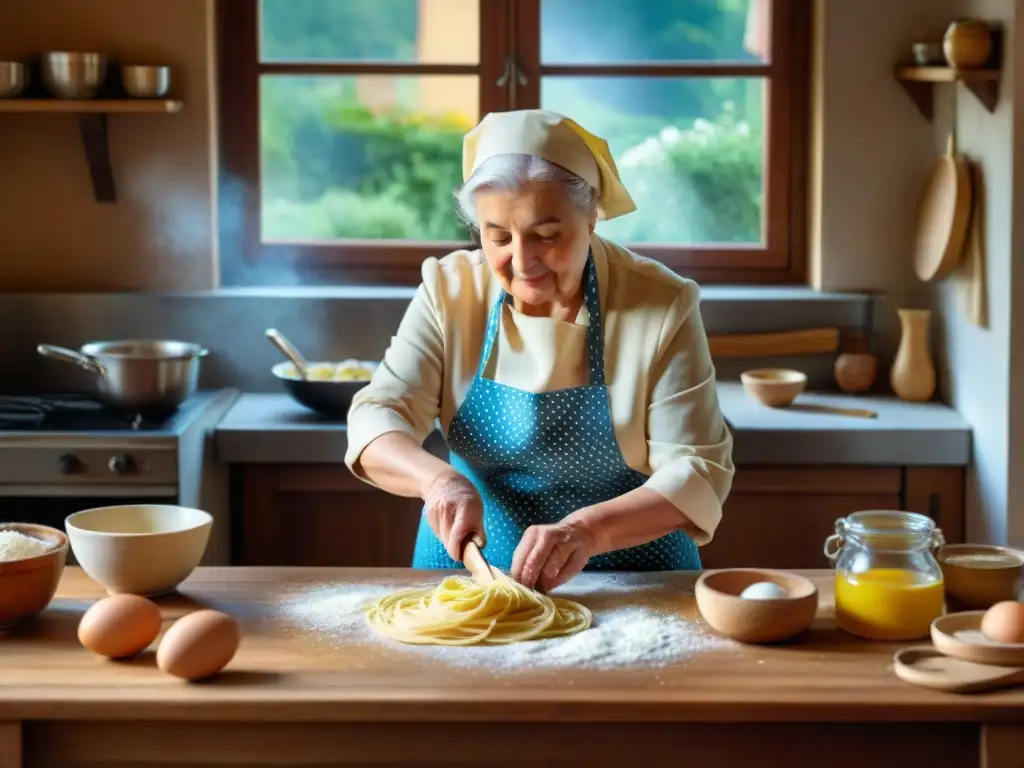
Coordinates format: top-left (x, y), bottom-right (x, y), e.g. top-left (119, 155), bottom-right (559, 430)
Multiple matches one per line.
top-left (65, 505), bottom-right (212, 597)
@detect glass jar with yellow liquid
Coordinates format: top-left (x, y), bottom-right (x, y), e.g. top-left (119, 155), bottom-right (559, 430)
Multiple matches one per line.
top-left (825, 511), bottom-right (946, 641)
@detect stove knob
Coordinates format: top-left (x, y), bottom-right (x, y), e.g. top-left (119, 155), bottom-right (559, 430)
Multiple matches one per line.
top-left (57, 454), bottom-right (81, 475)
top-left (108, 454), bottom-right (136, 475)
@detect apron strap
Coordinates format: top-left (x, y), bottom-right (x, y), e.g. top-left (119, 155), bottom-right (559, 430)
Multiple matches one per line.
top-left (475, 251), bottom-right (606, 386)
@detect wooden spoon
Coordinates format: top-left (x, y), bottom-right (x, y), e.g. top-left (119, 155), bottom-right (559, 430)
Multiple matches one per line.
top-left (893, 646), bottom-right (1024, 693)
top-left (461, 536), bottom-right (496, 585)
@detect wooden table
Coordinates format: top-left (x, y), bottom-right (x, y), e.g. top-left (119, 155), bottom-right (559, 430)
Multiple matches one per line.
top-left (1, 567), bottom-right (1022, 767)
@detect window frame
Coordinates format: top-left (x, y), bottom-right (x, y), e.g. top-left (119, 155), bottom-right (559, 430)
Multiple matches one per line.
top-left (218, 0), bottom-right (810, 286)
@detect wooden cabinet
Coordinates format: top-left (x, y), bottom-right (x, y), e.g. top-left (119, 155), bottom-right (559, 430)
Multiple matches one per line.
top-left (238, 465), bottom-right (422, 567)
top-left (700, 466), bottom-right (964, 569)
top-left (234, 464), bottom-right (964, 569)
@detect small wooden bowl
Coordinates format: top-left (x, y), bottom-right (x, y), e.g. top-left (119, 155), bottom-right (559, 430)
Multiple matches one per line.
top-left (931, 611), bottom-right (1024, 667)
top-left (740, 369), bottom-right (807, 408)
top-left (938, 544), bottom-right (1024, 611)
top-left (0, 523), bottom-right (69, 631)
top-left (695, 568), bottom-right (819, 644)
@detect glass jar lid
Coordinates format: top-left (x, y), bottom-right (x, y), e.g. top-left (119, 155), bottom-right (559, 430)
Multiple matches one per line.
top-left (826, 510), bottom-right (945, 560)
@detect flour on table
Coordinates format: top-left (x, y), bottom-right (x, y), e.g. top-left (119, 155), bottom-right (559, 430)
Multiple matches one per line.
top-left (278, 573), bottom-right (736, 670)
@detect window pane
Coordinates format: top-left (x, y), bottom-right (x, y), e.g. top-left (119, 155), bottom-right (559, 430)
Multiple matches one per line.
top-left (260, 75), bottom-right (477, 241)
top-left (260, 0), bottom-right (479, 64)
top-left (542, 76), bottom-right (765, 245)
top-left (541, 0), bottom-right (769, 63)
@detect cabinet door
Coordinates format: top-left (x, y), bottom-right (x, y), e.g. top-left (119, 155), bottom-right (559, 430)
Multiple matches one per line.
top-left (239, 465), bottom-right (422, 567)
top-left (699, 467), bottom-right (903, 570)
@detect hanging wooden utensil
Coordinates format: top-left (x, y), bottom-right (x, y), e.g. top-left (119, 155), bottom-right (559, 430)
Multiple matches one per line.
top-left (957, 161), bottom-right (988, 327)
top-left (913, 133), bottom-right (973, 282)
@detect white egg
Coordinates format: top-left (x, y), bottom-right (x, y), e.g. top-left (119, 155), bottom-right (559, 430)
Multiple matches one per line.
top-left (740, 581), bottom-right (789, 600)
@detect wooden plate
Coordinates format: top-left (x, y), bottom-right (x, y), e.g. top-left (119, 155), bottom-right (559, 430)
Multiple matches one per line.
top-left (931, 611), bottom-right (1024, 666)
top-left (893, 646), bottom-right (1024, 693)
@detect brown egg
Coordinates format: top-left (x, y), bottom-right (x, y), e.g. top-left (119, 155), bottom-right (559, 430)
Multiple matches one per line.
top-left (980, 601), bottom-right (1024, 644)
top-left (156, 609), bottom-right (240, 681)
top-left (77, 594), bottom-right (163, 659)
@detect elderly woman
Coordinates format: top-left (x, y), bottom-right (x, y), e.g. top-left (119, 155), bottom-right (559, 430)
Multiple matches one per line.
top-left (344, 109), bottom-right (734, 591)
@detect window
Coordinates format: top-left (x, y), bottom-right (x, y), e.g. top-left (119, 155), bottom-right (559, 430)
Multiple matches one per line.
top-left (218, 0), bottom-right (810, 285)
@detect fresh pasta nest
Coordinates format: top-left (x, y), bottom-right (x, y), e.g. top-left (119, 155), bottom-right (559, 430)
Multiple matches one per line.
top-left (365, 574), bottom-right (592, 646)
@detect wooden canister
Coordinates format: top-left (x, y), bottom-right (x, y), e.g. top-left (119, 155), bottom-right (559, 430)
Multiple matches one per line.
top-left (943, 19), bottom-right (993, 68)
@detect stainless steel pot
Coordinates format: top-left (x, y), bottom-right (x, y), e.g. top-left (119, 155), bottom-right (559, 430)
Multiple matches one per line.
top-left (37, 339), bottom-right (208, 415)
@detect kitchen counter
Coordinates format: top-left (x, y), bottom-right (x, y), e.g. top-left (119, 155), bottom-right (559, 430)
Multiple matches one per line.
top-left (0, 567), bottom-right (1018, 767)
top-left (215, 386), bottom-right (972, 466)
top-left (716, 381), bottom-right (971, 466)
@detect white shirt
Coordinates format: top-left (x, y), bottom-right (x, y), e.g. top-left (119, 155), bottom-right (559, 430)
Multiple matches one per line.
top-left (345, 234), bottom-right (735, 544)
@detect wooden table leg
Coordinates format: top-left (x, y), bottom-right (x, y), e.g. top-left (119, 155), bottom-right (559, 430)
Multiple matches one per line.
top-left (981, 726), bottom-right (1024, 768)
top-left (0, 722), bottom-right (21, 768)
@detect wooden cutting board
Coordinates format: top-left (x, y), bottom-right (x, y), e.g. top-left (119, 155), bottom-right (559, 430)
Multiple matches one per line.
top-left (707, 327), bottom-right (840, 358)
top-left (913, 133), bottom-right (973, 282)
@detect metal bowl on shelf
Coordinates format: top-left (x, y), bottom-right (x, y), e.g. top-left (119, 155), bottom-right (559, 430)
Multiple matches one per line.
top-left (0, 62), bottom-right (28, 98)
top-left (41, 52), bottom-right (107, 99)
top-left (121, 64), bottom-right (171, 98)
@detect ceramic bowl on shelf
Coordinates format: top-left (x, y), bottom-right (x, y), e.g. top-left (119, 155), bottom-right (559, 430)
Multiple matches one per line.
top-left (41, 51), bottom-right (107, 99)
top-left (0, 523), bottom-right (69, 631)
top-left (938, 543), bottom-right (1024, 610)
top-left (695, 568), bottom-right (819, 644)
top-left (911, 42), bottom-right (945, 66)
top-left (740, 368), bottom-right (808, 408)
top-left (65, 504), bottom-right (211, 597)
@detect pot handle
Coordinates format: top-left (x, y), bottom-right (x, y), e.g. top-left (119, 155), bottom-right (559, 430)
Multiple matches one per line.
top-left (37, 344), bottom-right (106, 375)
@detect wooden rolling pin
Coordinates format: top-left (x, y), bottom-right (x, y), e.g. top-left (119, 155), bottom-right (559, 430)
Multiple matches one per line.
top-left (708, 326), bottom-right (841, 358)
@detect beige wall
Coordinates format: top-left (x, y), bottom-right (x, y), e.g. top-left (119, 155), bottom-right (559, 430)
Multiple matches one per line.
top-left (0, 0), bottom-right (217, 291)
top-left (808, 0), bottom-right (957, 357)
top-left (932, 0), bottom-right (1022, 546)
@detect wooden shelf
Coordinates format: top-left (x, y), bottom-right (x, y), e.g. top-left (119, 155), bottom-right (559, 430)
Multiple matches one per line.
top-left (894, 66), bottom-right (1001, 121)
top-left (0, 99), bottom-right (182, 114)
top-left (0, 99), bottom-right (183, 202)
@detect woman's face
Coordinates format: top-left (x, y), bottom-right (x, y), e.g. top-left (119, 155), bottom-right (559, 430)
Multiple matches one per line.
top-left (474, 182), bottom-right (596, 312)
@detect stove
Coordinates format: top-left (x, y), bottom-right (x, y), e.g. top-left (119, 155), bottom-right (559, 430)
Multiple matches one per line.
top-left (0, 390), bottom-right (239, 566)
top-left (0, 394), bottom-right (181, 432)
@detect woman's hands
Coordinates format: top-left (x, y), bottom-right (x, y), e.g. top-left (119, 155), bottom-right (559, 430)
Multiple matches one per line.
top-left (422, 469), bottom-right (485, 561)
top-left (511, 518), bottom-right (598, 592)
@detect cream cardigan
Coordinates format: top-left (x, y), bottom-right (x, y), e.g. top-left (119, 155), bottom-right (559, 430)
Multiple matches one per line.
top-left (344, 235), bottom-right (735, 545)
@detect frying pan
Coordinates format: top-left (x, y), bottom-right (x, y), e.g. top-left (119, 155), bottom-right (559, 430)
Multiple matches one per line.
top-left (913, 133), bottom-right (973, 282)
top-left (265, 329), bottom-right (378, 419)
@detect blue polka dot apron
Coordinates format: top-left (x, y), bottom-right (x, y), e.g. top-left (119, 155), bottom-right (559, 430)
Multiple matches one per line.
top-left (412, 253), bottom-right (701, 572)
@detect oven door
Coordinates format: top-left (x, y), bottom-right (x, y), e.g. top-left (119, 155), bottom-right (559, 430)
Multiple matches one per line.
top-left (0, 490), bottom-right (178, 565)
